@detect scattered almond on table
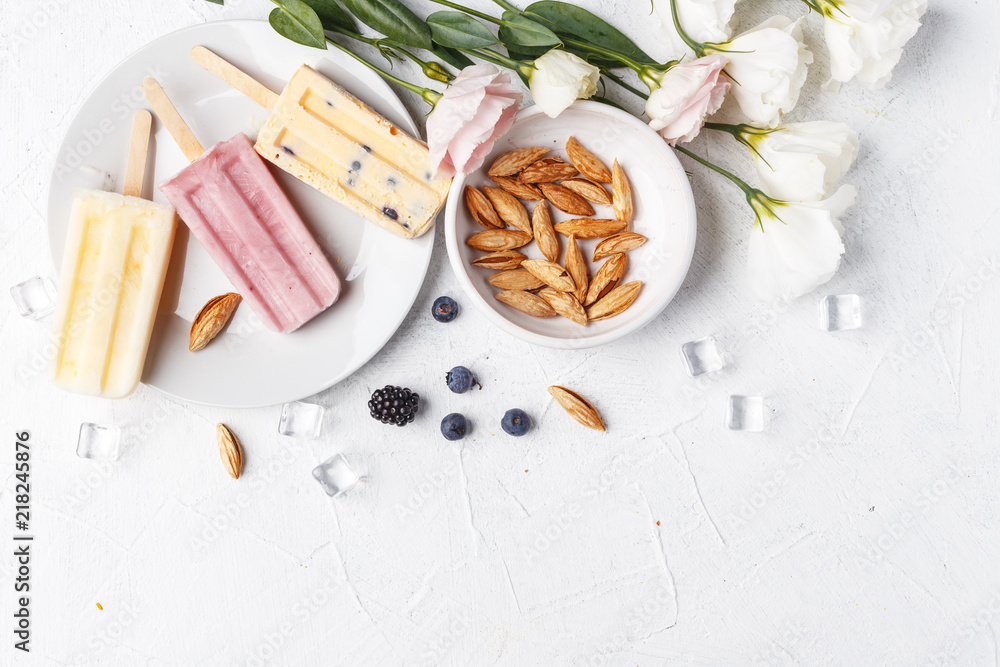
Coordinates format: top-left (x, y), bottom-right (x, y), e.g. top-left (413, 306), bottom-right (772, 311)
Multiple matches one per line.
top-left (467, 137), bottom-right (645, 326)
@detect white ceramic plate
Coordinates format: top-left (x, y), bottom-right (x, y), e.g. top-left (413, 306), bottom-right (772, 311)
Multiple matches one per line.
top-left (47, 20), bottom-right (435, 408)
top-left (445, 102), bottom-right (696, 349)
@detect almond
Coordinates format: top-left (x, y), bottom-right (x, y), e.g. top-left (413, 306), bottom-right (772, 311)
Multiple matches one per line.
top-left (564, 235), bottom-right (589, 304)
top-left (488, 146), bottom-right (550, 177)
top-left (566, 136), bottom-right (612, 183)
top-left (538, 288), bottom-right (587, 326)
top-left (467, 229), bottom-right (533, 251)
top-left (593, 232), bottom-right (647, 261)
top-left (548, 385), bottom-right (605, 431)
top-left (489, 268), bottom-right (545, 291)
top-left (465, 185), bottom-right (503, 229)
top-left (471, 250), bottom-right (527, 271)
top-left (521, 259), bottom-right (576, 293)
top-left (491, 175), bottom-right (544, 201)
top-left (612, 159), bottom-right (633, 224)
top-left (560, 178), bottom-right (613, 206)
top-left (587, 281), bottom-right (642, 320)
top-left (537, 182), bottom-right (595, 216)
top-left (520, 158), bottom-right (577, 183)
top-left (190, 292), bottom-right (242, 352)
top-left (216, 423), bottom-right (244, 479)
top-left (495, 290), bottom-right (557, 317)
top-left (553, 218), bottom-right (628, 239)
top-left (531, 200), bottom-right (560, 263)
top-left (584, 253), bottom-right (627, 306)
top-left (484, 185), bottom-right (531, 233)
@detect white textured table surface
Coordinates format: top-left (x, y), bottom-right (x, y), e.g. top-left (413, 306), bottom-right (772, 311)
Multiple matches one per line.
top-left (2, 1), bottom-right (998, 665)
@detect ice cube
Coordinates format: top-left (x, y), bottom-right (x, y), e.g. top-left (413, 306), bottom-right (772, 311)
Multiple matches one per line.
top-left (681, 336), bottom-right (725, 377)
top-left (819, 294), bottom-right (862, 331)
top-left (727, 396), bottom-right (764, 432)
top-left (77, 423), bottom-right (122, 460)
top-left (278, 401), bottom-right (325, 439)
top-left (10, 277), bottom-right (57, 321)
top-left (312, 454), bottom-right (359, 497)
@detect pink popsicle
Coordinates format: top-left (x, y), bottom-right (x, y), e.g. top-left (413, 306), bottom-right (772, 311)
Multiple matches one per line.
top-left (160, 133), bottom-right (340, 333)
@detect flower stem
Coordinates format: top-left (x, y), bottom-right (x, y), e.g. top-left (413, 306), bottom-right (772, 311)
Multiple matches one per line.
top-left (702, 123), bottom-right (778, 169)
top-left (674, 145), bottom-right (783, 227)
top-left (328, 25), bottom-right (455, 82)
top-left (601, 69), bottom-right (647, 99)
top-left (491, 0), bottom-right (520, 13)
top-left (668, 0), bottom-right (706, 56)
top-left (466, 47), bottom-right (534, 77)
top-left (429, 0), bottom-right (501, 23)
top-left (324, 37), bottom-right (442, 106)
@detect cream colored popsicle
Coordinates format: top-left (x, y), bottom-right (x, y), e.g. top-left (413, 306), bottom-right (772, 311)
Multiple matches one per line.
top-left (51, 110), bottom-right (177, 398)
top-left (190, 46), bottom-right (452, 239)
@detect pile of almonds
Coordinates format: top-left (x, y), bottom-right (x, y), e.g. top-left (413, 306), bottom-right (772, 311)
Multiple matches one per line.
top-left (465, 137), bottom-right (646, 326)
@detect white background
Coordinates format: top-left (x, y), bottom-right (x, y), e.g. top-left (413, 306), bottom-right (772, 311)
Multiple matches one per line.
top-left (2, 1), bottom-right (998, 665)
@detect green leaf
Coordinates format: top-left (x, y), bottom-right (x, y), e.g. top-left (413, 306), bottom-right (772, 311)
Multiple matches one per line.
top-left (340, 0), bottom-right (432, 50)
top-left (268, 0), bottom-right (327, 49)
top-left (522, 1), bottom-right (655, 64)
top-left (430, 45), bottom-right (474, 70)
top-left (301, 0), bottom-right (356, 31)
top-left (204, 0), bottom-right (225, 5)
top-left (427, 11), bottom-right (499, 49)
top-left (498, 10), bottom-right (561, 48)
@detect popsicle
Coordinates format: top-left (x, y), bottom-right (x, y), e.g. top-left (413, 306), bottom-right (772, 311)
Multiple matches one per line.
top-left (190, 46), bottom-right (451, 239)
top-left (142, 78), bottom-right (341, 334)
top-left (51, 110), bottom-right (178, 398)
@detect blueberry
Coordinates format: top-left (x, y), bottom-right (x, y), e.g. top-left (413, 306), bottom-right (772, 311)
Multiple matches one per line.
top-left (441, 413), bottom-right (468, 441)
top-left (446, 366), bottom-right (479, 393)
top-left (382, 206), bottom-right (399, 220)
top-left (432, 296), bottom-right (459, 323)
top-left (501, 409), bottom-right (531, 436)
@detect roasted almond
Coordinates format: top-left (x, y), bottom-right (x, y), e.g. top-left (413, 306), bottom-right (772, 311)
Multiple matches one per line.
top-left (593, 232), bottom-right (647, 261)
top-left (483, 185), bottom-right (531, 233)
top-left (566, 136), bottom-right (612, 183)
top-left (488, 146), bottom-right (550, 177)
top-left (532, 200), bottom-right (560, 263)
top-left (538, 288), bottom-right (587, 326)
top-left (521, 259), bottom-right (576, 293)
top-left (216, 423), bottom-right (244, 479)
top-left (190, 292), bottom-right (242, 351)
top-left (491, 174), bottom-right (544, 200)
top-left (548, 385), bottom-right (605, 431)
top-left (587, 280), bottom-right (642, 320)
top-left (612, 159), bottom-right (633, 224)
top-left (564, 235), bottom-right (589, 304)
top-left (467, 229), bottom-right (533, 251)
top-left (472, 250), bottom-right (527, 271)
top-left (553, 218), bottom-right (628, 239)
top-left (495, 290), bottom-right (557, 318)
top-left (584, 253), bottom-right (627, 306)
top-left (489, 268), bottom-right (545, 291)
top-left (537, 182), bottom-right (595, 216)
top-left (465, 185), bottom-right (503, 229)
top-left (560, 178), bottom-right (613, 206)
top-left (520, 158), bottom-right (578, 183)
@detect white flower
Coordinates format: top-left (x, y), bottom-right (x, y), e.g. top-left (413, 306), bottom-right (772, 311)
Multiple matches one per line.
top-left (822, 0), bottom-right (928, 86)
top-left (645, 55), bottom-right (731, 145)
top-left (654, 0), bottom-right (738, 60)
top-left (747, 121), bottom-right (859, 201)
top-left (747, 185), bottom-right (856, 302)
top-left (528, 50), bottom-right (600, 118)
top-left (710, 16), bottom-right (813, 127)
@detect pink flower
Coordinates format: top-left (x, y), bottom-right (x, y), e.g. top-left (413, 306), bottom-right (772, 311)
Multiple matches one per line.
top-left (645, 55), bottom-right (730, 146)
top-left (426, 65), bottom-right (522, 179)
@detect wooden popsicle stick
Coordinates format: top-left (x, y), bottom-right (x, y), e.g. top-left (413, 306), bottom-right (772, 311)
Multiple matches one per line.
top-left (191, 45), bottom-right (280, 111)
top-left (122, 110), bottom-right (151, 198)
top-left (141, 78), bottom-right (205, 164)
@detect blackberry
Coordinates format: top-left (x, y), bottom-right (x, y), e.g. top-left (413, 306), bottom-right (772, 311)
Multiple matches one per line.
top-left (368, 385), bottom-right (419, 426)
